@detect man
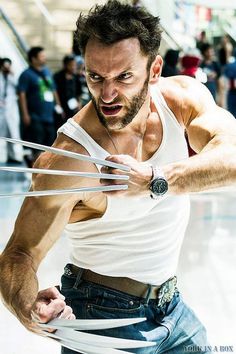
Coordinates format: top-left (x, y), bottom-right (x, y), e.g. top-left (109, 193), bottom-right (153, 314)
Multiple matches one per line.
top-left (1, 1), bottom-right (236, 353)
top-left (18, 46), bottom-right (62, 163)
top-left (54, 54), bottom-right (82, 129)
top-left (162, 49), bottom-right (180, 77)
top-left (200, 43), bottom-right (224, 106)
top-left (196, 30), bottom-right (208, 53)
top-left (0, 58), bottom-right (23, 163)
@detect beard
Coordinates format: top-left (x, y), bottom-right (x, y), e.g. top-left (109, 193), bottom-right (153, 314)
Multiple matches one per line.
top-left (91, 76), bottom-right (149, 130)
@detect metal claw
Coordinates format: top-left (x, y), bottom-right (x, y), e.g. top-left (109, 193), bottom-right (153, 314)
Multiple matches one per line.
top-left (0, 137), bottom-right (130, 171)
top-left (0, 166), bottom-right (129, 180)
top-left (51, 338), bottom-right (133, 354)
top-left (0, 185), bottom-right (128, 199)
top-left (46, 328), bottom-right (155, 349)
top-left (39, 317), bottom-right (146, 331)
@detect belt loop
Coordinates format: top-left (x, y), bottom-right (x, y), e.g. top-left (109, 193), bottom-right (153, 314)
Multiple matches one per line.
top-left (73, 267), bottom-right (84, 289)
top-left (144, 284), bottom-right (153, 305)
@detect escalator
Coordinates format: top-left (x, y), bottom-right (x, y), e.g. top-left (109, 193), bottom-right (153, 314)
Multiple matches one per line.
top-left (0, 6), bottom-right (27, 78)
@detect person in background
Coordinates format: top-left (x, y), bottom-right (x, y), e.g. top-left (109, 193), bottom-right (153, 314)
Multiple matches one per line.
top-left (224, 49), bottom-right (236, 118)
top-left (200, 43), bottom-right (224, 106)
top-left (196, 30), bottom-right (208, 53)
top-left (18, 46), bottom-right (62, 165)
top-left (162, 49), bottom-right (180, 77)
top-left (76, 56), bottom-right (91, 107)
top-left (0, 57), bottom-right (23, 163)
top-left (54, 55), bottom-right (82, 129)
top-left (180, 49), bottom-right (202, 78)
top-left (218, 34), bottom-right (233, 69)
top-left (180, 49), bottom-right (204, 157)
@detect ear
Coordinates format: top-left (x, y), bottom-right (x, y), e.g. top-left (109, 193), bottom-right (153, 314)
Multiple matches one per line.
top-left (149, 55), bottom-right (163, 83)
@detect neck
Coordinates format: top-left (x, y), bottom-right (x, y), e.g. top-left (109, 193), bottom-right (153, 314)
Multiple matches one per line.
top-left (31, 63), bottom-right (43, 71)
top-left (104, 96), bottom-right (152, 158)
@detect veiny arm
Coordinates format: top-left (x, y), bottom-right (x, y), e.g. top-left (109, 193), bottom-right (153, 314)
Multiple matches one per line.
top-left (0, 135), bottom-right (99, 331)
top-left (0, 195), bottom-right (75, 330)
top-left (163, 76), bottom-right (236, 194)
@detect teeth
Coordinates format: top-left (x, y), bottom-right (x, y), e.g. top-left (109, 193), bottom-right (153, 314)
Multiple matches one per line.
top-left (105, 106), bottom-right (120, 110)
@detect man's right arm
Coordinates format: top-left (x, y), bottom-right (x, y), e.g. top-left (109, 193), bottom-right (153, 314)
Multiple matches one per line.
top-left (0, 138), bottom-right (98, 331)
top-left (0, 189), bottom-right (78, 331)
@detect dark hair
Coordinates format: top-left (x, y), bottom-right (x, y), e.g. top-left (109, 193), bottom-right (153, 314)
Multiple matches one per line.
top-left (74, 0), bottom-right (162, 64)
top-left (200, 43), bottom-right (212, 55)
top-left (0, 57), bottom-right (12, 68)
top-left (63, 54), bottom-right (76, 66)
top-left (164, 49), bottom-right (179, 67)
top-left (28, 46), bottom-right (44, 63)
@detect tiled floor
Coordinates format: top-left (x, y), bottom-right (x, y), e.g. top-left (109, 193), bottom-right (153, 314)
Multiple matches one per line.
top-left (0, 163), bottom-right (235, 353)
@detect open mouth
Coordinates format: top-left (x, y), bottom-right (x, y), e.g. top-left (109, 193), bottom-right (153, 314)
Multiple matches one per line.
top-left (101, 105), bottom-right (122, 116)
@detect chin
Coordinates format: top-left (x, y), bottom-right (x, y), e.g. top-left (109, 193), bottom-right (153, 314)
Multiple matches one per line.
top-left (105, 121), bottom-right (123, 130)
top-left (106, 116), bottom-right (130, 130)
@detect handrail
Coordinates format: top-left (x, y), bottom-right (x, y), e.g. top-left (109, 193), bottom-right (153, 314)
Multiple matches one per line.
top-left (0, 6), bottom-right (28, 54)
top-left (161, 25), bottom-right (182, 51)
top-left (222, 22), bottom-right (236, 45)
top-left (33, 0), bottom-right (54, 25)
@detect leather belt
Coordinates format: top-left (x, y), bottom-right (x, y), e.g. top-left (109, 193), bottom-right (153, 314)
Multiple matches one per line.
top-left (64, 264), bottom-right (177, 306)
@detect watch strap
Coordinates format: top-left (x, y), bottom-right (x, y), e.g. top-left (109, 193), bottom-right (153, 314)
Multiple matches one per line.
top-left (150, 166), bottom-right (165, 182)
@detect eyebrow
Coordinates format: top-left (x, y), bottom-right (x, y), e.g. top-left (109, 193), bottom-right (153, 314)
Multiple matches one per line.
top-left (86, 68), bottom-right (133, 78)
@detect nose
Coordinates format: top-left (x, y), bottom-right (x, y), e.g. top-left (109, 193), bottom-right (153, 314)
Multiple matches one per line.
top-left (100, 80), bottom-right (118, 103)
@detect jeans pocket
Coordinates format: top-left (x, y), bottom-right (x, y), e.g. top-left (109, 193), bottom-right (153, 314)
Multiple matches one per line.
top-left (86, 286), bottom-right (145, 319)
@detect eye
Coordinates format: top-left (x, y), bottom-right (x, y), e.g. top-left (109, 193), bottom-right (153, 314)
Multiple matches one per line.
top-left (117, 72), bottom-right (132, 81)
top-left (88, 73), bottom-right (103, 82)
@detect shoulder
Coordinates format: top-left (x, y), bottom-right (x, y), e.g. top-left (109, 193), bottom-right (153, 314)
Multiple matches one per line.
top-left (19, 68), bottom-right (31, 79)
top-left (54, 70), bottom-right (63, 78)
top-left (18, 68), bottom-right (33, 89)
top-left (53, 70), bottom-right (64, 83)
top-left (157, 76), bottom-right (216, 125)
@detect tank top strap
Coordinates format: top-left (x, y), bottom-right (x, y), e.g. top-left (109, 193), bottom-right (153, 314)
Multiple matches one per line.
top-left (150, 83), bottom-right (184, 132)
top-left (57, 118), bottom-right (109, 171)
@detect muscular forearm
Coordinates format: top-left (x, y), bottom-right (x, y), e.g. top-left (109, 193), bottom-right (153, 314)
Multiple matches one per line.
top-left (0, 249), bottom-right (38, 328)
top-left (164, 140), bottom-right (236, 194)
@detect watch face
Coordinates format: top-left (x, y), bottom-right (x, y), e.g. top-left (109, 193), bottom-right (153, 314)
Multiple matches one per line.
top-left (151, 177), bottom-right (168, 196)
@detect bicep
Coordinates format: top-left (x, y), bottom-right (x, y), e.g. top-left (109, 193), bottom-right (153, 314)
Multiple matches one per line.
top-left (186, 106), bottom-right (236, 153)
top-left (175, 77), bottom-right (235, 152)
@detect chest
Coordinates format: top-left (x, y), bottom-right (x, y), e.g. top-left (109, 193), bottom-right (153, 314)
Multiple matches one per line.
top-left (27, 71), bottom-right (52, 91)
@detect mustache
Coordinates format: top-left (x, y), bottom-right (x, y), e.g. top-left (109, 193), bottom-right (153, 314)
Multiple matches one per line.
top-left (98, 95), bottom-right (124, 105)
top-left (99, 100), bottom-right (122, 106)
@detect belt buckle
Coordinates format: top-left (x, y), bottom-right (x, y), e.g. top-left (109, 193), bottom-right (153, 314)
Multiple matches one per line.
top-left (64, 264), bottom-right (74, 277)
top-left (157, 276), bottom-right (177, 307)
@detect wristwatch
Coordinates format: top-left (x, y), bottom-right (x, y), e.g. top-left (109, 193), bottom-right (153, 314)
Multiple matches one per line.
top-left (149, 166), bottom-right (168, 198)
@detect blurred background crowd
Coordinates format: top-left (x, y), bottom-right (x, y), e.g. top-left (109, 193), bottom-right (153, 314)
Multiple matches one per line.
top-left (0, 0), bottom-right (236, 166)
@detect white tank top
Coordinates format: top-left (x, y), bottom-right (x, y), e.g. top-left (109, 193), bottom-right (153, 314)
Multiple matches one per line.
top-left (58, 84), bottom-right (190, 285)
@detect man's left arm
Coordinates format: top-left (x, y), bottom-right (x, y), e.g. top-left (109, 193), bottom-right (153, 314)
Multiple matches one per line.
top-left (163, 79), bottom-right (236, 194)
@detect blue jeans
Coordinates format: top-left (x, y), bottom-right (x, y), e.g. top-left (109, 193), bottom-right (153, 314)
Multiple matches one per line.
top-left (60, 267), bottom-right (211, 354)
